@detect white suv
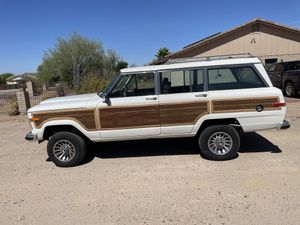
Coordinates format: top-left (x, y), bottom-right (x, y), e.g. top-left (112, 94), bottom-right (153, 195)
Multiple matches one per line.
top-left (25, 55), bottom-right (290, 167)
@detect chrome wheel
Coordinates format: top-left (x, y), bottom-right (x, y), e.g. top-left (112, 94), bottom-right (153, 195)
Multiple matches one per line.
top-left (208, 131), bottom-right (233, 155)
top-left (53, 140), bottom-right (76, 162)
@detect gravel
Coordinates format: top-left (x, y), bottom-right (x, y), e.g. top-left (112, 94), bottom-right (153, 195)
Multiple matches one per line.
top-left (0, 102), bottom-right (299, 225)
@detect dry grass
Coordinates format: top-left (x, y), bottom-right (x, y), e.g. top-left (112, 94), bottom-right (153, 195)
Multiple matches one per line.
top-left (0, 95), bottom-right (19, 116)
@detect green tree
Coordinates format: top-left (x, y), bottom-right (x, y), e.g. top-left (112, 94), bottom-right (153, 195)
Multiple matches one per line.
top-left (38, 33), bottom-right (105, 89)
top-left (116, 60), bottom-right (128, 72)
top-left (155, 47), bottom-right (171, 60)
top-left (37, 33), bottom-right (127, 92)
top-left (0, 73), bottom-right (14, 84)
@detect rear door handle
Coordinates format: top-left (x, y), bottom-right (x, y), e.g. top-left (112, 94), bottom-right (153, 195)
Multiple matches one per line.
top-left (145, 97), bottom-right (157, 100)
top-left (195, 93), bottom-right (207, 97)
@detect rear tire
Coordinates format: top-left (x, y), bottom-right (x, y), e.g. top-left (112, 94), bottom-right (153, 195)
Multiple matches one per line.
top-left (284, 82), bottom-right (295, 97)
top-left (47, 132), bottom-right (86, 167)
top-left (199, 125), bottom-right (240, 160)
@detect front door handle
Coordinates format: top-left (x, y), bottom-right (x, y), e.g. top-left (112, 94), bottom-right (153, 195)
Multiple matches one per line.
top-left (195, 93), bottom-right (207, 97)
top-left (145, 97), bottom-right (157, 100)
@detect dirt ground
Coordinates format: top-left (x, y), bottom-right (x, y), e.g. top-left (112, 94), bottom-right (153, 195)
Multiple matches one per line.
top-left (0, 101), bottom-right (300, 225)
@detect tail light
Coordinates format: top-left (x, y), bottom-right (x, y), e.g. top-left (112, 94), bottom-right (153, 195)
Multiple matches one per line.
top-left (272, 102), bottom-right (286, 107)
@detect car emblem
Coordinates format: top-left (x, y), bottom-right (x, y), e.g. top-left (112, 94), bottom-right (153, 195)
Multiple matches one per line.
top-left (256, 104), bottom-right (264, 112)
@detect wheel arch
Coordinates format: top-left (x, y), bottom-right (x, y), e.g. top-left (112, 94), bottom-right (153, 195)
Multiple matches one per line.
top-left (284, 79), bottom-right (294, 86)
top-left (43, 124), bottom-right (89, 141)
top-left (196, 118), bottom-right (242, 137)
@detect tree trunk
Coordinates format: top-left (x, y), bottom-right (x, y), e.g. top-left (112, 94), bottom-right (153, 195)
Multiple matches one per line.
top-left (72, 65), bottom-right (81, 89)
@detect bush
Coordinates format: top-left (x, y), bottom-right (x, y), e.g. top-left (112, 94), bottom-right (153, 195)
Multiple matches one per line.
top-left (2, 95), bottom-right (20, 116)
top-left (77, 74), bottom-right (109, 94)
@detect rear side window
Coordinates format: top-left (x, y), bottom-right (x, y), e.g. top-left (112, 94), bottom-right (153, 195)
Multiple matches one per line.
top-left (160, 69), bottom-right (204, 94)
top-left (287, 61), bottom-right (300, 71)
top-left (208, 66), bottom-right (266, 91)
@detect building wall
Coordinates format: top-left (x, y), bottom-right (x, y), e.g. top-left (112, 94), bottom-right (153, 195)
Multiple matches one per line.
top-left (193, 24), bottom-right (300, 64)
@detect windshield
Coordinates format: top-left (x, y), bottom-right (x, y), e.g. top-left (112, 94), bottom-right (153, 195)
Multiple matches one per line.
top-left (99, 73), bottom-right (120, 97)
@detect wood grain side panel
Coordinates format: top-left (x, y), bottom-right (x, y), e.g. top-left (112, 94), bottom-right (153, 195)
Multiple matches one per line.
top-left (33, 109), bottom-right (96, 130)
top-left (99, 105), bottom-right (160, 129)
top-left (160, 101), bottom-right (209, 126)
top-left (212, 97), bottom-right (280, 113)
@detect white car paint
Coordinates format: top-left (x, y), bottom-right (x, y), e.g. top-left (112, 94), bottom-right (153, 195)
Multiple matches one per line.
top-left (27, 56), bottom-right (287, 142)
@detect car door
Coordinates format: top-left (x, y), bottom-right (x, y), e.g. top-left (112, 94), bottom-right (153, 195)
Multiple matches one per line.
top-left (268, 63), bottom-right (284, 88)
top-left (99, 72), bottom-right (160, 139)
top-left (158, 68), bottom-right (210, 134)
top-left (283, 61), bottom-right (300, 87)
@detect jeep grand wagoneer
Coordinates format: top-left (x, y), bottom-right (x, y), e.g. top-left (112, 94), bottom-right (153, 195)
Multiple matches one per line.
top-left (25, 55), bottom-right (290, 167)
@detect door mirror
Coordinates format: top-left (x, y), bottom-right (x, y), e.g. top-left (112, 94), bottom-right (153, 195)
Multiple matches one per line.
top-left (103, 93), bottom-right (111, 104)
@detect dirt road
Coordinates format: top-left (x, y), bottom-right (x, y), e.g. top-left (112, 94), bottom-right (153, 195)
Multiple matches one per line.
top-left (0, 103), bottom-right (299, 225)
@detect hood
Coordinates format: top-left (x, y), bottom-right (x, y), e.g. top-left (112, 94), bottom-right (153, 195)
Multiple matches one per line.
top-left (28, 93), bottom-right (102, 113)
top-left (40, 93), bottom-right (98, 104)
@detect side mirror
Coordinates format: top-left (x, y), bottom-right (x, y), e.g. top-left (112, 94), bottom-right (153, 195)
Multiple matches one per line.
top-left (103, 93), bottom-right (111, 104)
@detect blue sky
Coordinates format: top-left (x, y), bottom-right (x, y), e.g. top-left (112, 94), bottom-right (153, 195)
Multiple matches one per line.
top-left (0, 0), bottom-right (299, 74)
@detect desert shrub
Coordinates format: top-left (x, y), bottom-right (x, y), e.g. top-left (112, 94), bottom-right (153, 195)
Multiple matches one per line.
top-left (1, 95), bottom-right (20, 116)
top-left (77, 74), bottom-right (109, 94)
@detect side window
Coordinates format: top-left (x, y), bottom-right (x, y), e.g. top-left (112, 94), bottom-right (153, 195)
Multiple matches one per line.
top-left (160, 69), bottom-right (204, 94)
top-left (208, 67), bottom-right (266, 91)
top-left (208, 68), bottom-right (238, 90)
top-left (267, 63), bottom-right (283, 72)
top-left (275, 63), bottom-right (284, 72)
top-left (160, 70), bottom-right (190, 94)
top-left (286, 62), bottom-right (300, 71)
top-left (109, 75), bottom-right (129, 97)
top-left (233, 67), bottom-right (265, 88)
top-left (109, 73), bottom-right (155, 97)
top-left (295, 62), bottom-right (300, 70)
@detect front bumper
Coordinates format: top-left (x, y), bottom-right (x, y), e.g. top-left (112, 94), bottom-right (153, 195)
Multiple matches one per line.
top-left (280, 120), bottom-right (290, 130)
top-left (25, 132), bottom-right (37, 141)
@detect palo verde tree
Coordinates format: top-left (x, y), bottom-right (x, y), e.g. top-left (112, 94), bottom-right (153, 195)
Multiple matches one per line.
top-left (38, 33), bottom-right (127, 89)
top-left (38, 33), bottom-right (104, 88)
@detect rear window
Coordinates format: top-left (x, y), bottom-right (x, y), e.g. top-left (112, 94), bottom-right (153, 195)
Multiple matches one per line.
top-left (208, 66), bottom-right (266, 91)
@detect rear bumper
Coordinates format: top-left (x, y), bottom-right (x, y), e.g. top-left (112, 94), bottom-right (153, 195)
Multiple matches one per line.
top-left (25, 132), bottom-right (37, 141)
top-left (280, 120), bottom-right (290, 129)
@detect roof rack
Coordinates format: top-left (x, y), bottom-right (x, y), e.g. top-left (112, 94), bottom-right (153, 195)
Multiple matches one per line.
top-left (165, 53), bottom-right (255, 64)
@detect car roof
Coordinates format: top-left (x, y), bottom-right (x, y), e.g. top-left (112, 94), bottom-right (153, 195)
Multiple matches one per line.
top-left (120, 57), bottom-right (261, 74)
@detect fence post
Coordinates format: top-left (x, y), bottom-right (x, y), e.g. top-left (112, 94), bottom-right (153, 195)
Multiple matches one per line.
top-left (16, 88), bottom-right (31, 114)
top-left (26, 80), bottom-right (34, 97)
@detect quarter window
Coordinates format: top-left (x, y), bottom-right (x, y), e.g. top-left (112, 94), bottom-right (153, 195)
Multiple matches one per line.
top-left (208, 67), bottom-right (265, 90)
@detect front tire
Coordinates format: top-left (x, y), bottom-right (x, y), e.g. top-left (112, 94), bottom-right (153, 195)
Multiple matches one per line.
top-left (199, 125), bottom-right (240, 160)
top-left (284, 82), bottom-right (295, 97)
top-left (47, 132), bottom-right (86, 167)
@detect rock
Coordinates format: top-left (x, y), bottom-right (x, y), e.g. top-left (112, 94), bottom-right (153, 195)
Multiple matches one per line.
top-left (18, 215), bottom-right (25, 221)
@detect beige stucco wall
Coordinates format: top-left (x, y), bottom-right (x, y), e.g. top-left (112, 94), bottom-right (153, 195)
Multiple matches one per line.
top-left (194, 25), bottom-right (300, 63)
